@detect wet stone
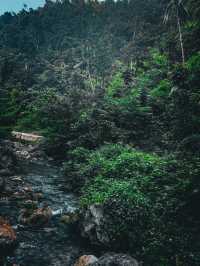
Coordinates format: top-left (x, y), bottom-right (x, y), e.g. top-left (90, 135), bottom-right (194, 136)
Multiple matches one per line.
top-left (1, 142), bottom-right (84, 266)
top-left (0, 217), bottom-right (17, 257)
top-left (18, 206), bottom-right (52, 227)
top-left (74, 255), bottom-right (98, 266)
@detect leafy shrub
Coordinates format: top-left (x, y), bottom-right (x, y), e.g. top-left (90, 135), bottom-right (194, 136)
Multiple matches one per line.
top-left (64, 144), bottom-right (168, 195)
top-left (80, 176), bottom-right (150, 207)
top-left (186, 52), bottom-right (200, 72)
top-left (64, 144), bottom-right (200, 265)
top-left (107, 72), bottom-right (124, 97)
top-left (150, 79), bottom-right (172, 100)
top-left (81, 144), bottom-right (167, 183)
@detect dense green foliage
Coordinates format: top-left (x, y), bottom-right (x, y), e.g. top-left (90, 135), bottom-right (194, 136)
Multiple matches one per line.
top-left (65, 144), bottom-right (200, 265)
top-left (0, 0), bottom-right (200, 265)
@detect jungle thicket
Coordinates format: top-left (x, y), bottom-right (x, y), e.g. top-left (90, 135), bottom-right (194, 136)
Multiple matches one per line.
top-left (0, 0), bottom-right (200, 265)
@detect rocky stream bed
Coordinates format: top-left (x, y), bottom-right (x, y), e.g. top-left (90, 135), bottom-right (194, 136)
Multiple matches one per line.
top-left (0, 141), bottom-right (89, 266)
top-left (0, 140), bottom-right (139, 266)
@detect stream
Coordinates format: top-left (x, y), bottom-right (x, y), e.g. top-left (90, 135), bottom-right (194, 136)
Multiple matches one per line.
top-left (0, 145), bottom-right (88, 266)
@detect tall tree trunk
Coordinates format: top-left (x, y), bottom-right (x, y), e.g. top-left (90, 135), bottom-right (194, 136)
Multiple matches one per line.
top-left (177, 14), bottom-right (185, 64)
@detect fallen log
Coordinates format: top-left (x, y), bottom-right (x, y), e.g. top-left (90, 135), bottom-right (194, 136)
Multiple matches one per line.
top-left (12, 131), bottom-right (44, 142)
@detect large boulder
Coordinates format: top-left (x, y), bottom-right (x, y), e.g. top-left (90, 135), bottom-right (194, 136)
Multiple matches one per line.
top-left (81, 204), bottom-right (110, 246)
top-left (13, 141), bottom-right (47, 162)
top-left (60, 212), bottom-right (79, 225)
top-left (74, 255), bottom-right (98, 266)
top-left (0, 217), bottom-right (17, 256)
top-left (90, 253), bottom-right (139, 266)
top-left (19, 206), bottom-right (52, 227)
top-left (74, 254), bottom-right (139, 266)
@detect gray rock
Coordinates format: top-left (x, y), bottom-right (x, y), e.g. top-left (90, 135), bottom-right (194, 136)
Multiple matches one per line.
top-left (90, 253), bottom-right (139, 266)
top-left (74, 255), bottom-right (98, 266)
top-left (81, 204), bottom-right (110, 246)
top-left (60, 212), bottom-right (79, 224)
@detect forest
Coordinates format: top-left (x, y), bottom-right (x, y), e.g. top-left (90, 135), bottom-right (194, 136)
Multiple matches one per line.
top-left (0, 0), bottom-right (200, 265)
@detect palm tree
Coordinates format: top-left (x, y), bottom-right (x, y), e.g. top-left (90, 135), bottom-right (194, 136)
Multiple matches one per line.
top-left (164, 0), bottom-right (188, 64)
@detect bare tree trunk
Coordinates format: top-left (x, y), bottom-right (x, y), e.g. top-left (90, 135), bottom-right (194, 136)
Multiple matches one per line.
top-left (177, 14), bottom-right (185, 64)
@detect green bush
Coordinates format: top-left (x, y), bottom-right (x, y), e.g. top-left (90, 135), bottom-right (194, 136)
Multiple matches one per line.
top-left (186, 52), bottom-right (200, 72)
top-left (107, 72), bottom-right (124, 97)
top-left (150, 79), bottom-right (172, 100)
top-left (64, 144), bottom-right (168, 195)
top-left (64, 144), bottom-right (200, 265)
top-left (81, 144), bottom-right (167, 183)
top-left (80, 176), bottom-right (150, 207)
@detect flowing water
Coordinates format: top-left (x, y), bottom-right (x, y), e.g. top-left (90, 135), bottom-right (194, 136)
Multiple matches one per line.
top-left (0, 157), bottom-right (87, 266)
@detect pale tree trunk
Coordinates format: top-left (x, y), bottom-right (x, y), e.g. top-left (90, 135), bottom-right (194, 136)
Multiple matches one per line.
top-left (177, 14), bottom-right (185, 64)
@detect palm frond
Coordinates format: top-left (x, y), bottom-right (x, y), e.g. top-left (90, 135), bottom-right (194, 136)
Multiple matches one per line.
top-left (163, 0), bottom-right (189, 23)
top-left (163, 1), bottom-right (174, 24)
